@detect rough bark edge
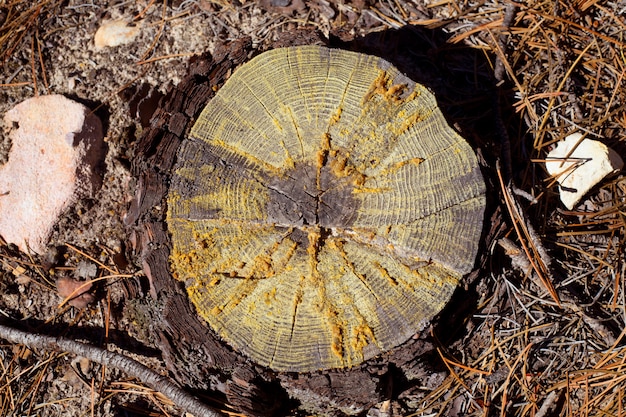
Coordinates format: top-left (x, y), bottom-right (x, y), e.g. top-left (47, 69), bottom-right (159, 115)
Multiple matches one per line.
top-left (125, 33), bottom-right (390, 417)
top-left (126, 37), bottom-right (288, 416)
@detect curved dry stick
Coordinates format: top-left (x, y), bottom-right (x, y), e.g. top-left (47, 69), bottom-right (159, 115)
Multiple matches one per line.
top-left (0, 323), bottom-right (224, 417)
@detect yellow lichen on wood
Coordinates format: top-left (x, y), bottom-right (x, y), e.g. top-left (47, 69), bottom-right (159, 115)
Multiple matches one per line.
top-left (351, 322), bottom-right (376, 354)
top-left (166, 45), bottom-right (486, 372)
top-left (379, 157), bottom-right (425, 176)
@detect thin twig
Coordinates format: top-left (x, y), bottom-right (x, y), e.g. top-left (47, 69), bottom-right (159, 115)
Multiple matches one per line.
top-left (0, 323), bottom-right (224, 417)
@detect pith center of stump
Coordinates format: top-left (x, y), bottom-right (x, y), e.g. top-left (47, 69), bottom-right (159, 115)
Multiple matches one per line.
top-left (166, 46), bottom-right (486, 372)
top-left (267, 154), bottom-right (360, 230)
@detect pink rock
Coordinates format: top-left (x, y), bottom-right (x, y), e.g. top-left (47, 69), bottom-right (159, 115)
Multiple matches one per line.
top-left (56, 276), bottom-right (95, 309)
top-left (0, 95), bottom-right (105, 254)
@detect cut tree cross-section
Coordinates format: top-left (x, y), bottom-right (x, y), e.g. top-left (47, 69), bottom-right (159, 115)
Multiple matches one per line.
top-left (167, 45), bottom-right (486, 372)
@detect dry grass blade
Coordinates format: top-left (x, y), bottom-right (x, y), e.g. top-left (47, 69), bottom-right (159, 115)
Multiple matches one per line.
top-left (136, 52), bottom-right (195, 65)
top-left (549, 344), bottom-right (626, 416)
top-left (449, 18), bottom-right (503, 44)
top-left (0, 348), bottom-right (62, 415)
top-left (533, 42), bottom-right (594, 151)
top-left (437, 346), bottom-right (492, 377)
top-left (497, 165), bottom-right (560, 305)
top-left (64, 243), bottom-right (119, 276)
top-left (139, 0), bottom-right (168, 63)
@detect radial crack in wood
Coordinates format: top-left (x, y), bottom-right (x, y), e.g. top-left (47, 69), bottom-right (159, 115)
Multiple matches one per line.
top-left (166, 45), bottom-right (486, 372)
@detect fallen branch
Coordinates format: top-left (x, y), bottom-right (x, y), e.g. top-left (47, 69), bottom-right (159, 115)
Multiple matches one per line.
top-left (0, 323), bottom-right (224, 417)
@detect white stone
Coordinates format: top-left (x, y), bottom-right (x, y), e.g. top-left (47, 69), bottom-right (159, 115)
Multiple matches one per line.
top-left (545, 133), bottom-right (623, 209)
top-left (94, 19), bottom-right (140, 49)
top-left (0, 95), bottom-right (104, 254)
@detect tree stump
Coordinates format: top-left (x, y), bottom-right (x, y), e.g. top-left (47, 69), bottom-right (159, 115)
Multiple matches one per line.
top-left (126, 32), bottom-right (486, 416)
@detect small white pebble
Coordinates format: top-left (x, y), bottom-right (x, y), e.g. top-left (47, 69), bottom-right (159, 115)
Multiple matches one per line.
top-left (545, 133), bottom-right (623, 209)
top-left (94, 19), bottom-right (140, 49)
